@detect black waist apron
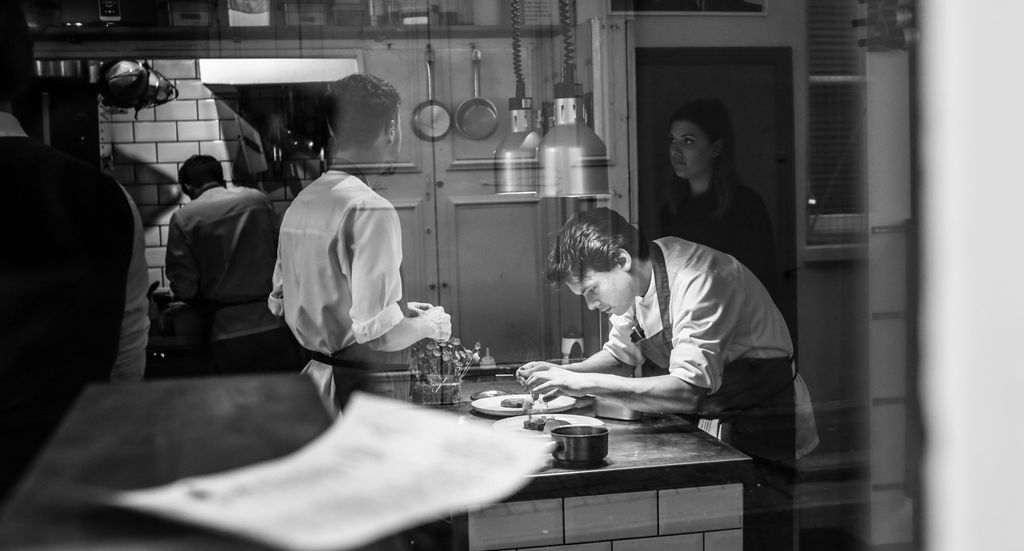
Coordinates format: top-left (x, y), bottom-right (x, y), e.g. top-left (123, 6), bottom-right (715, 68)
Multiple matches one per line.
top-left (634, 242), bottom-right (797, 463)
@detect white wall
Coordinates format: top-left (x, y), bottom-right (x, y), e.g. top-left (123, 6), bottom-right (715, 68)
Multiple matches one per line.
top-left (922, 2), bottom-right (1024, 551)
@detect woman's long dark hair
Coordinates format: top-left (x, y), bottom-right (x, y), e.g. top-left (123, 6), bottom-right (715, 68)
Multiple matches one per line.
top-left (665, 98), bottom-right (739, 219)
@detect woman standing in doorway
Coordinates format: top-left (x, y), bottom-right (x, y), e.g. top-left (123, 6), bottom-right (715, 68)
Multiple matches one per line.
top-left (658, 98), bottom-right (780, 299)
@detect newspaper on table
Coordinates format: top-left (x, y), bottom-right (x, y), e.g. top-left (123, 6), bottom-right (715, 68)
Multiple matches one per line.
top-left (106, 392), bottom-right (550, 551)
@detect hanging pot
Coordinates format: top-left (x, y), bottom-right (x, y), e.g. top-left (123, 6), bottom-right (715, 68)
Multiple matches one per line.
top-left (454, 47), bottom-right (499, 140)
top-left (411, 45), bottom-right (452, 141)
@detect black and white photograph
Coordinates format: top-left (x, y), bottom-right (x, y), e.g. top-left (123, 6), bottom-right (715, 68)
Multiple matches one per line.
top-left (0, 1), bottom-right (1018, 551)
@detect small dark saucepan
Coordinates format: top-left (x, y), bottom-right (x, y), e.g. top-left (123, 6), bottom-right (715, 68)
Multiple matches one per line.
top-left (546, 425), bottom-right (609, 468)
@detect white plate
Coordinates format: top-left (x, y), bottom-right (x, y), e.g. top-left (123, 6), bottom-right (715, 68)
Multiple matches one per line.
top-left (470, 394), bottom-right (576, 417)
top-left (493, 414), bottom-right (605, 437)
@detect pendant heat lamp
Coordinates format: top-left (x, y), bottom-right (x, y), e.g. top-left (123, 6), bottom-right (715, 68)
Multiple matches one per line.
top-left (493, 0), bottom-right (541, 194)
top-left (537, 0), bottom-right (608, 198)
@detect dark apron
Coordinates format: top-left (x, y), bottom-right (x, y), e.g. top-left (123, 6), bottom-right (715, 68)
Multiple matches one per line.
top-left (636, 242), bottom-right (799, 551)
top-left (307, 162), bottom-right (411, 410)
top-left (633, 242), bottom-right (797, 464)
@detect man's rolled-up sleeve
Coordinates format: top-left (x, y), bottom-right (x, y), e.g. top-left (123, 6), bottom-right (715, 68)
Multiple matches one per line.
top-left (344, 201), bottom-right (405, 344)
top-left (666, 270), bottom-right (740, 393)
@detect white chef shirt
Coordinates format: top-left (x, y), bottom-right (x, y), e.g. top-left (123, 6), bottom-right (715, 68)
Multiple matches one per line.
top-left (269, 170), bottom-right (404, 355)
top-left (166, 185), bottom-right (284, 341)
top-left (603, 237), bottom-right (793, 393)
top-left (603, 238), bottom-right (817, 456)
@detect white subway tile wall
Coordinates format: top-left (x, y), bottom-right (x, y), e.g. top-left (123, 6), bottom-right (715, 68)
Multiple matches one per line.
top-left (467, 485), bottom-right (744, 551)
top-left (703, 529), bottom-right (742, 551)
top-left (611, 533), bottom-right (702, 551)
top-left (563, 491), bottom-right (658, 543)
top-left (657, 484), bottom-right (743, 536)
top-left (526, 543), bottom-right (612, 551)
top-left (99, 58), bottom-right (316, 288)
top-left (468, 499), bottom-right (564, 551)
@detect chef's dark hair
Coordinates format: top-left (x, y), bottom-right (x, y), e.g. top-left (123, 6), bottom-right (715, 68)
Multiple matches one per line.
top-left (666, 98), bottom-right (738, 218)
top-left (178, 155), bottom-right (225, 192)
top-left (0, 1), bottom-right (33, 103)
top-left (546, 207), bottom-right (650, 285)
top-left (325, 74), bottom-right (401, 149)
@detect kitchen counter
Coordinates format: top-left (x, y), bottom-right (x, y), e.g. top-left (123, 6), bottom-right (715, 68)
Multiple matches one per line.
top-left (448, 377), bottom-right (752, 501)
top-left (0, 374), bottom-right (751, 550)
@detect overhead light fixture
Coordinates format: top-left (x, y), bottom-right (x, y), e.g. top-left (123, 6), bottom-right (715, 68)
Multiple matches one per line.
top-left (537, 0), bottom-right (608, 198)
top-left (493, 0), bottom-right (541, 194)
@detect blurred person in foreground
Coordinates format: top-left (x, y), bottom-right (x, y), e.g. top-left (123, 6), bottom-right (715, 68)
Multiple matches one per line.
top-left (165, 154), bottom-right (305, 374)
top-left (0, 1), bottom-right (148, 501)
top-left (269, 74), bottom-right (450, 415)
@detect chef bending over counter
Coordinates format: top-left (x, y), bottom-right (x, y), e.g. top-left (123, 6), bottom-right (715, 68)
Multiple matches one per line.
top-left (517, 207), bottom-right (818, 551)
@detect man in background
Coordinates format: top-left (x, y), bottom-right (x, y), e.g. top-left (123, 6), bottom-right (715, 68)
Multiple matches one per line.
top-left (0, 1), bottom-right (148, 501)
top-left (270, 74), bottom-right (451, 414)
top-left (166, 154), bottom-right (305, 374)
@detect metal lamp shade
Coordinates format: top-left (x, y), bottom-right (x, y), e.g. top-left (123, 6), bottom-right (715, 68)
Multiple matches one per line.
top-left (493, 101), bottom-right (541, 194)
top-left (538, 97), bottom-right (609, 197)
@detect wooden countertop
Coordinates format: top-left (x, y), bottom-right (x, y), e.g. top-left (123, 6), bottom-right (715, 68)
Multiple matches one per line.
top-left (445, 378), bottom-right (752, 501)
top-left (0, 374), bottom-right (751, 549)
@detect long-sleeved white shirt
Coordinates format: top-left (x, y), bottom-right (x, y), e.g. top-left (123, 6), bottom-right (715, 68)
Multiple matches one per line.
top-left (604, 237), bottom-right (817, 457)
top-left (604, 237), bottom-right (793, 392)
top-left (269, 170), bottom-right (404, 355)
top-left (165, 186), bottom-right (283, 341)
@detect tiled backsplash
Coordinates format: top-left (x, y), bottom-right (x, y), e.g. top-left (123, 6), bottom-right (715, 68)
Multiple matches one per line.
top-left (99, 58), bottom-right (305, 289)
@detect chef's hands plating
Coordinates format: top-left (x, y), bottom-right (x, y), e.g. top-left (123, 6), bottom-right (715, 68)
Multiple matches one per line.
top-left (517, 362), bottom-right (594, 401)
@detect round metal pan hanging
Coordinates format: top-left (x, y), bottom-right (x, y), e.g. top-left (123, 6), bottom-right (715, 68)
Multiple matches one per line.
top-left (411, 46), bottom-right (452, 141)
top-left (454, 47), bottom-right (498, 140)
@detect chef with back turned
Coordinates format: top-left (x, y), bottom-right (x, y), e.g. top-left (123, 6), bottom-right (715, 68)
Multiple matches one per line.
top-left (270, 74), bottom-right (451, 415)
top-left (517, 207), bottom-right (817, 551)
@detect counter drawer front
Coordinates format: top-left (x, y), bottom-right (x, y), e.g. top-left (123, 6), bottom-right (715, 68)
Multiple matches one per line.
top-left (468, 498), bottom-right (563, 550)
top-left (611, 533), bottom-right (702, 551)
top-left (564, 491), bottom-right (658, 543)
top-left (658, 483), bottom-right (743, 535)
top-left (704, 528), bottom-right (743, 551)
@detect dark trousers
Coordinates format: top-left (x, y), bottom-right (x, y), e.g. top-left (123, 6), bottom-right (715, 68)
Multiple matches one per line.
top-left (730, 383), bottom-right (798, 551)
top-left (210, 327), bottom-right (308, 375)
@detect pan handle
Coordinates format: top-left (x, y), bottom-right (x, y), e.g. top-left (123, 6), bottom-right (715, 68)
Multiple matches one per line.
top-left (425, 46), bottom-right (436, 102)
top-left (471, 47), bottom-right (482, 99)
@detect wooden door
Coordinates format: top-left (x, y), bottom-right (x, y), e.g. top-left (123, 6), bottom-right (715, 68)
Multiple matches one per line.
top-left (634, 47), bottom-right (798, 342)
top-left (362, 45), bottom-right (440, 309)
top-left (430, 42), bottom-right (552, 364)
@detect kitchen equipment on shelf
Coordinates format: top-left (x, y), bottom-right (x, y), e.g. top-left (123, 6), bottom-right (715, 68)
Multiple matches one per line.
top-left (478, 347), bottom-right (496, 368)
top-left (560, 327), bottom-right (584, 363)
top-left (411, 44), bottom-right (452, 141)
top-left (471, 394), bottom-right (576, 417)
top-left (454, 46), bottom-right (499, 140)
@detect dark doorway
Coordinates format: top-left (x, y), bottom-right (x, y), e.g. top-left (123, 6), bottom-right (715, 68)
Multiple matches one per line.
top-left (634, 47), bottom-right (797, 343)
